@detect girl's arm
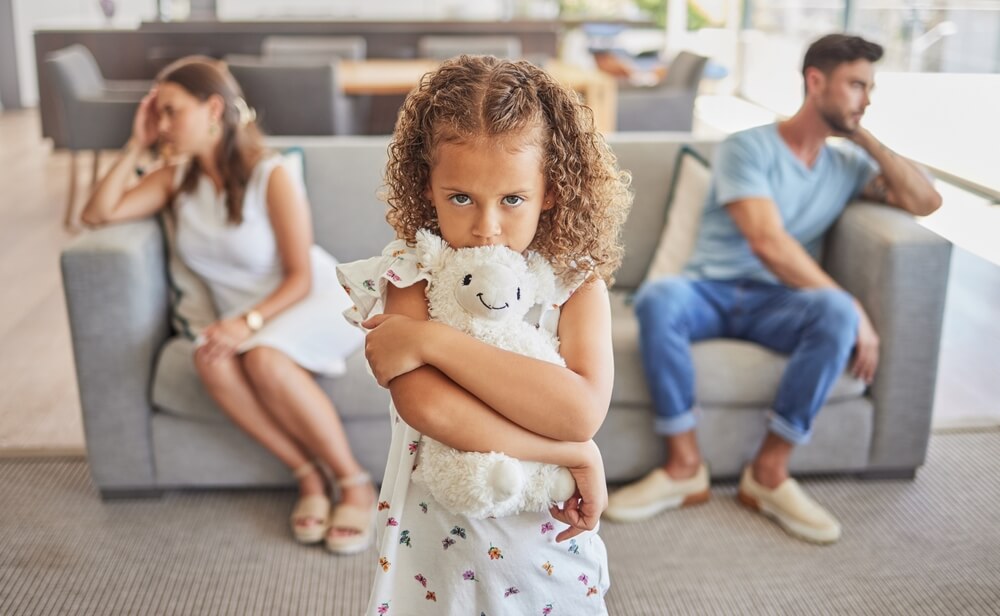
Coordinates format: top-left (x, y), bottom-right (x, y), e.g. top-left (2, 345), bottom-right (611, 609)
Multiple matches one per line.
top-left (367, 283), bottom-right (593, 460)
top-left (196, 165), bottom-right (314, 363)
top-left (369, 282), bottom-right (607, 538)
top-left (365, 279), bottom-right (614, 443)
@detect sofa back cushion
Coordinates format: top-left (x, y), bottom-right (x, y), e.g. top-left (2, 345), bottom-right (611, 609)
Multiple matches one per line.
top-left (268, 136), bottom-right (396, 263)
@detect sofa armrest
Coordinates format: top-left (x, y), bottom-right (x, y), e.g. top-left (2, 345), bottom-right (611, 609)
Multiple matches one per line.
top-left (61, 219), bottom-right (171, 494)
top-left (823, 202), bottom-right (952, 472)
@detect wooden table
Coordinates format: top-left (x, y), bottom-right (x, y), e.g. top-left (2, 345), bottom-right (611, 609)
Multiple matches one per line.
top-left (339, 59), bottom-right (618, 133)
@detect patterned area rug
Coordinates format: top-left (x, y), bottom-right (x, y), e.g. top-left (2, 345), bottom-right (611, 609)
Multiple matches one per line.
top-left (2, 432), bottom-right (999, 615)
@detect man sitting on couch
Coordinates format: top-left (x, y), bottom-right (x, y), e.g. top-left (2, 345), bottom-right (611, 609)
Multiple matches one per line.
top-left (605, 34), bottom-right (942, 543)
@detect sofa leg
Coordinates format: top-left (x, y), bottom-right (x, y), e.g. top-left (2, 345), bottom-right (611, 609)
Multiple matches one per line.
top-left (100, 488), bottom-right (164, 501)
top-left (857, 468), bottom-right (917, 481)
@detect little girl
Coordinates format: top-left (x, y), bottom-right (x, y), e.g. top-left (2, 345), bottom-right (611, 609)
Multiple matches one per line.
top-left (337, 55), bottom-right (631, 615)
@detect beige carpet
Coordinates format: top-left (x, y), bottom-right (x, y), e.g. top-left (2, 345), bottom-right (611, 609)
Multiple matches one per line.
top-left (2, 431), bottom-right (999, 615)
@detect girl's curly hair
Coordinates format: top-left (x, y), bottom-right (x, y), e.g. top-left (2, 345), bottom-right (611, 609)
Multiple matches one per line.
top-left (384, 55), bottom-right (632, 285)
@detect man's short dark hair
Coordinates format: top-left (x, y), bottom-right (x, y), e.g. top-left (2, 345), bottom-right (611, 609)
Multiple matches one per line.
top-left (802, 34), bottom-right (884, 78)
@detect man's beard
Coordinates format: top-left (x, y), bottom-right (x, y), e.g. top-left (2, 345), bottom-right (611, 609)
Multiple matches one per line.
top-left (820, 107), bottom-right (858, 135)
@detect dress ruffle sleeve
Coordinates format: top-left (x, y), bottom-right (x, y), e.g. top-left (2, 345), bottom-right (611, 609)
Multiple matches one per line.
top-left (335, 239), bottom-right (431, 328)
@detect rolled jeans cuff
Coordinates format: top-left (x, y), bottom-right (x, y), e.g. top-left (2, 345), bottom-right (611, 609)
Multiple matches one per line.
top-left (767, 411), bottom-right (812, 446)
top-left (654, 409), bottom-right (698, 436)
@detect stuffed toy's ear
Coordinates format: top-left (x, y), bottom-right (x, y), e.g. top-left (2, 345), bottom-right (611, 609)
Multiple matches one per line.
top-left (415, 229), bottom-right (452, 274)
top-left (526, 252), bottom-right (557, 305)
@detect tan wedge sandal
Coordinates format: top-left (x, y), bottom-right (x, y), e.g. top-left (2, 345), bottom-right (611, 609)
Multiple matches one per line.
top-left (290, 462), bottom-right (331, 545)
top-left (324, 471), bottom-right (375, 555)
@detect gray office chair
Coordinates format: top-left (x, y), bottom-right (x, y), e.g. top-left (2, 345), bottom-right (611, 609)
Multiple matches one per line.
top-left (44, 44), bottom-right (149, 227)
top-left (260, 36), bottom-right (370, 133)
top-left (616, 50), bottom-right (709, 132)
top-left (261, 35), bottom-right (366, 62)
top-left (225, 55), bottom-right (359, 136)
top-left (417, 35), bottom-right (522, 60)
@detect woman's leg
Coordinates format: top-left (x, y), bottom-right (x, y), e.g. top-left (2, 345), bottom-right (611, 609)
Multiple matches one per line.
top-left (241, 347), bottom-right (375, 536)
top-left (193, 349), bottom-right (324, 499)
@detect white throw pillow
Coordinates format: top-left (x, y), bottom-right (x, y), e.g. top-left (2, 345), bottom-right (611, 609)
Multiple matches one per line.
top-left (643, 147), bottom-right (712, 283)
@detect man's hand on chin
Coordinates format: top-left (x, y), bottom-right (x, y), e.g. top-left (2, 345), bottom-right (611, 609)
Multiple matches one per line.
top-left (843, 125), bottom-right (875, 147)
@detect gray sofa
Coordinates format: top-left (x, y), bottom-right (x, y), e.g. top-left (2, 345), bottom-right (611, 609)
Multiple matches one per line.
top-left (61, 134), bottom-right (952, 498)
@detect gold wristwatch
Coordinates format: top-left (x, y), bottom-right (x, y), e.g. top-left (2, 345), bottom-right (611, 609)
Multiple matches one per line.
top-left (244, 309), bottom-right (264, 332)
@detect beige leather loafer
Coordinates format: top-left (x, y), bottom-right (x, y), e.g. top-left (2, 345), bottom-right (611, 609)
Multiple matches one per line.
top-left (605, 464), bottom-right (710, 522)
top-left (737, 467), bottom-right (841, 544)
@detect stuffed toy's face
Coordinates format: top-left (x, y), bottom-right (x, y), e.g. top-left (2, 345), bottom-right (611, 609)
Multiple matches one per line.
top-left (416, 229), bottom-right (555, 327)
top-left (454, 261), bottom-right (530, 322)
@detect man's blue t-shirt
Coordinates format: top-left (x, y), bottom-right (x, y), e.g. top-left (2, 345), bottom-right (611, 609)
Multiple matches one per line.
top-left (684, 123), bottom-right (879, 284)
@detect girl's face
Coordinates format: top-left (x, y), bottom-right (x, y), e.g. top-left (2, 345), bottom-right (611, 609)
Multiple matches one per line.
top-left (154, 82), bottom-right (222, 156)
top-left (425, 138), bottom-right (553, 253)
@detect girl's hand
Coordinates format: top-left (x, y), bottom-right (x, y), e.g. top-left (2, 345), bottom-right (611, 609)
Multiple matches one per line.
top-left (550, 440), bottom-right (608, 542)
top-left (131, 87), bottom-right (160, 150)
top-left (362, 313), bottom-right (432, 387)
top-left (196, 317), bottom-right (252, 364)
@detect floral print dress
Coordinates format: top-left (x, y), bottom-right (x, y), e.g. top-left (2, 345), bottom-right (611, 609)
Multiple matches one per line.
top-left (337, 240), bottom-right (610, 616)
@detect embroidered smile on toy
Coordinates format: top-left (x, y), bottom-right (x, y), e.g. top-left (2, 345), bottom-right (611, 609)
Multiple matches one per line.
top-left (410, 230), bottom-right (577, 519)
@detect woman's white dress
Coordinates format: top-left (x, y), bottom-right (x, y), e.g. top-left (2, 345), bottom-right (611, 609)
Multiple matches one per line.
top-left (173, 155), bottom-right (362, 374)
top-left (337, 241), bottom-right (610, 616)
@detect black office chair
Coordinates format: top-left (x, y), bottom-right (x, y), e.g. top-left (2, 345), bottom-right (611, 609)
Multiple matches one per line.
top-left (225, 55), bottom-right (361, 136)
top-left (259, 36), bottom-right (370, 133)
top-left (44, 44), bottom-right (149, 227)
top-left (616, 51), bottom-right (709, 132)
top-left (416, 35), bottom-right (522, 61)
top-left (261, 35), bottom-right (367, 62)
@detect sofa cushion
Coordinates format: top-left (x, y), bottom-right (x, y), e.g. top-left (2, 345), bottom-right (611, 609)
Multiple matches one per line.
top-left (644, 146), bottom-right (712, 283)
top-left (609, 290), bottom-right (867, 408)
top-left (600, 397), bottom-right (873, 482)
top-left (266, 136), bottom-right (397, 263)
top-left (151, 336), bottom-right (387, 423)
top-left (152, 409), bottom-right (391, 488)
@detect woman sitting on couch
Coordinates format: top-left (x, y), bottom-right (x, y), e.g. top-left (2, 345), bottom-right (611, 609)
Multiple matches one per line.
top-left (81, 56), bottom-right (374, 555)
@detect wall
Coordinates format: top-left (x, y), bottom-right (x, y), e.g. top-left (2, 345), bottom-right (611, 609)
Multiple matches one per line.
top-left (215, 0), bottom-right (510, 21)
top-left (13, 0), bottom-right (155, 107)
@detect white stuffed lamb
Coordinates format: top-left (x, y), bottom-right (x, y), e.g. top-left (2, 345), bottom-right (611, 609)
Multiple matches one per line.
top-left (410, 229), bottom-right (577, 519)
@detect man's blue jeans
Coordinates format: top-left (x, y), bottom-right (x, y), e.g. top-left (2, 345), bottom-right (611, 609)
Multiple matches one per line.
top-left (634, 276), bottom-right (859, 445)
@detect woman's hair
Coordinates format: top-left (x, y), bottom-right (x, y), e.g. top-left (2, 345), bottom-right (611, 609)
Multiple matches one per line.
top-left (157, 56), bottom-right (266, 224)
top-left (384, 55), bottom-right (632, 284)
